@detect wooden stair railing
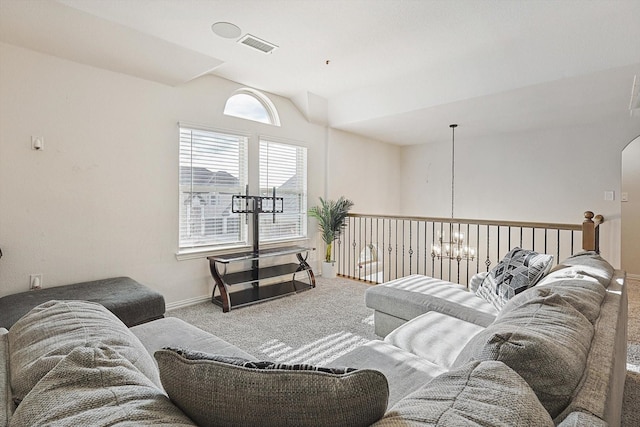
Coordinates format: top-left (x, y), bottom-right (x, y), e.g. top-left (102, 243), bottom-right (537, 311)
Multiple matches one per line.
top-left (582, 211), bottom-right (604, 253)
top-left (334, 210), bottom-right (605, 286)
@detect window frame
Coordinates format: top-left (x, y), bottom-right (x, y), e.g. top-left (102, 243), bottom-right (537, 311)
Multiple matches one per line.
top-left (223, 88), bottom-right (281, 126)
top-left (177, 123), bottom-right (250, 257)
top-left (258, 137), bottom-right (308, 244)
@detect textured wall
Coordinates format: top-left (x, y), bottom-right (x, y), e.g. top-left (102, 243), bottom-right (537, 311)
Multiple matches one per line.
top-left (0, 43), bottom-right (329, 302)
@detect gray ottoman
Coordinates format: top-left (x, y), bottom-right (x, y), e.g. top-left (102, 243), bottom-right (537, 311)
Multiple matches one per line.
top-left (0, 277), bottom-right (165, 329)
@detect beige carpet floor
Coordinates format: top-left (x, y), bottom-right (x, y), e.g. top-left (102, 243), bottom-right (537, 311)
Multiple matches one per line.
top-left (622, 277), bottom-right (640, 426)
top-left (169, 275), bottom-right (640, 424)
top-left (169, 277), bottom-right (377, 366)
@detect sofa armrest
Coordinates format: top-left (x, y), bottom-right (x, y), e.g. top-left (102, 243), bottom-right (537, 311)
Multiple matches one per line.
top-left (130, 317), bottom-right (257, 361)
top-left (557, 411), bottom-right (608, 426)
top-left (1, 328), bottom-right (10, 427)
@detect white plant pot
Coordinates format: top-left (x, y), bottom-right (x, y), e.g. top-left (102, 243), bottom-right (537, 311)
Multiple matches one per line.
top-left (322, 261), bottom-right (336, 279)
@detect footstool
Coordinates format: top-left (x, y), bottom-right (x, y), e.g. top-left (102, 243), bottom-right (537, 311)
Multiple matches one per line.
top-left (0, 276), bottom-right (165, 329)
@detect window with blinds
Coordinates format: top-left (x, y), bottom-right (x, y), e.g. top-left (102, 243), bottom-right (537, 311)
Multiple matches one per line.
top-left (259, 139), bottom-right (307, 242)
top-left (179, 126), bottom-right (248, 250)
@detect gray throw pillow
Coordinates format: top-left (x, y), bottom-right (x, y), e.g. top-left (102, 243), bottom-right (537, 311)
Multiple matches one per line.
top-left (454, 293), bottom-right (593, 418)
top-left (154, 347), bottom-right (389, 427)
top-left (8, 300), bottom-right (161, 402)
top-left (501, 279), bottom-right (606, 324)
top-left (476, 247), bottom-right (553, 310)
top-left (373, 360), bottom-right (554, 427)
top-left (541, 251), bottom-right (614, 288)
top-left (9, 344), bottom-right (195, 426)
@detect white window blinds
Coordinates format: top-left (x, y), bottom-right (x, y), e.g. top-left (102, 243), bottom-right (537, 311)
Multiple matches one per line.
top-left (259, 139), bottom-right (307, 242)
top-left (179, 126), bottom-right (248, 250)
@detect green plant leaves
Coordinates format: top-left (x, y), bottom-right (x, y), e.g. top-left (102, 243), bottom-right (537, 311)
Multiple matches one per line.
top-left (308, 197), bottom-right (354, 262)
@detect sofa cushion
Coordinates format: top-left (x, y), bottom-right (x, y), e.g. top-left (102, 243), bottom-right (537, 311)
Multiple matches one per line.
top-left (9, 344), bottom-right (195, 426)
top-left (154, 347), bottom-right (388, 427)
top-left (384, 311), bottom-right (485, 368)
top-left (373, 360), bottom-right (554, 427)
top-left (331, 340), bottom-right (448, 407)
top-left (367, 275), bottom-right (498, 328)
top-left (131, 317), bottom-right (257, 361)
top-left (8, 300), bottom-right (161, 402)
top-left (503, 279), bottom-right (606, 324)
top-left (476, 247), bottom-right (553, 310)
top-left (538, 251), bottom-right (614, 288)
top-left (556, 411), bottom-right (608, 427)
top-left (454, 293), bottom-right (593, 418)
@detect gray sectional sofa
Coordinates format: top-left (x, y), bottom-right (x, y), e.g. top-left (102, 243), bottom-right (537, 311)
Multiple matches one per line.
top-left (0, 252), bottom-right (628, 426)
top-left (338, 251), bottom-right (627, 426)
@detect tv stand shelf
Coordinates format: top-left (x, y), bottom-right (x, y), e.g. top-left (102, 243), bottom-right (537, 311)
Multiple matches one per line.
top-left (207, 245), bottom-right (315, 312)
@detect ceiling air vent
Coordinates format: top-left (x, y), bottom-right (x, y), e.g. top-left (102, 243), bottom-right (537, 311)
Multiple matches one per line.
top-left (238, 34), bottom-right (278, 54)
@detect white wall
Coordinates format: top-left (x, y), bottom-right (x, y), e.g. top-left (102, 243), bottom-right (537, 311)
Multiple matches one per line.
top-left (0, 43), bottom-right (332, 302)
top-left (622, 136), bottom-right (640, 277)
top-left (3, 40), bottom-right (633, 303)
top-left (400, 123), bottom-right (640, 268)
top-left (0, 42), bottom-right (403, 303)
top-left (326, 128), bottom-right (401, 215)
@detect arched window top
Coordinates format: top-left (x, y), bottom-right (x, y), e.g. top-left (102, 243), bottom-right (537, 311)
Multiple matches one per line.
top-left (223, 88), bottom-right (281, 126)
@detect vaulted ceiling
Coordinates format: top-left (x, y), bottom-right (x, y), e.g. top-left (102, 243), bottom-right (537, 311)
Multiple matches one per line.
top-left (1, 0), bottom-right (639, 145)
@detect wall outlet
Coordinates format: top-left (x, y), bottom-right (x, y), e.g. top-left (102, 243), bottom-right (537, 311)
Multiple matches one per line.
top-left (29, 274), bottom-right (42, 290)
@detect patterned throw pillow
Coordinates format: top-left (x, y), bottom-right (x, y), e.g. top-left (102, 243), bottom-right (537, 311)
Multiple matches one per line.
top-left (154, 347), bottom-right (389, 427)
top-left (475, 247), bottom-right (553, 310)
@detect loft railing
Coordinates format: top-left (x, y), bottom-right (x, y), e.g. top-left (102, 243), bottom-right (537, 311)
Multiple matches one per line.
top-left (334, 211), bottom-right (603, 286)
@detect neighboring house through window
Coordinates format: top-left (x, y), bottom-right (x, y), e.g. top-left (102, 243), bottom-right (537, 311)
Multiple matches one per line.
top-left (260, 139), bottom-right (307, 242)
top-left (179, 125), bottom-right (248, 250)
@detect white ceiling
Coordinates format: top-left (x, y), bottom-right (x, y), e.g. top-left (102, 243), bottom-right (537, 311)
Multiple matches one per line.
top-left (1, 0), bottom-right (639, 145)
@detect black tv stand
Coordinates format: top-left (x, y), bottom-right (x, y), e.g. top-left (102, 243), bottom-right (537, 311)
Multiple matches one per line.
top-left (207, 191), bottom-right (315, 312)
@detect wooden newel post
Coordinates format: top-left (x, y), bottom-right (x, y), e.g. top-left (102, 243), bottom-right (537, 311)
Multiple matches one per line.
top-left (582, 211), bottom-right (604, 253)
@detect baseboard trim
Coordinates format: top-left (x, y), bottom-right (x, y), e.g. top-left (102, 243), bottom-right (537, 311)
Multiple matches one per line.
top-left (627, 273), bottom-right (640, 281)
top-left (166, 295), bottom-right (210, 311)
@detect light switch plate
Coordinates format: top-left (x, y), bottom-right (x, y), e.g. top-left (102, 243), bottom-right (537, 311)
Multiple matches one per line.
top-left (604, 191), bottom-right (615, 201)
top-left (621, 192), bottom-right (629, 202)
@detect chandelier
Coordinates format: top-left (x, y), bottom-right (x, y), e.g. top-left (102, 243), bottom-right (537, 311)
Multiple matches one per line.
top-left (432, 228), bottom-right (476, 261)
top-left (431, 124), bottom-right (476, 262)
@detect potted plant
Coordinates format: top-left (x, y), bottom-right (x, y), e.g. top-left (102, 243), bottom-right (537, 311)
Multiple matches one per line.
top-left (308, 196), bottom-right (354, 278)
